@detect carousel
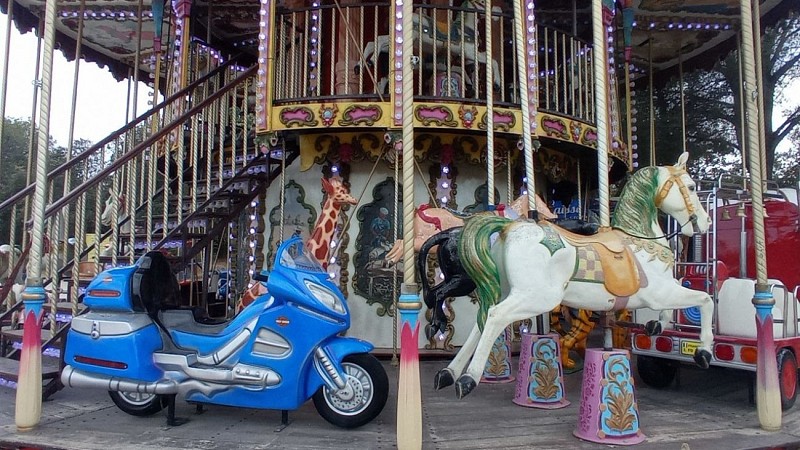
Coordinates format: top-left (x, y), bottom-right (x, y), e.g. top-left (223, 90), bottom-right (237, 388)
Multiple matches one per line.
top-left (0, 0), bottom-right (796, 444)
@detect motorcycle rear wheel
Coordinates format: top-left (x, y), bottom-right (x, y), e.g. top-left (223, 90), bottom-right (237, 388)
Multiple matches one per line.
top-left (313, 353), bottom-right (389, 428)
top-left (109, 391), bottom-right (167, 416)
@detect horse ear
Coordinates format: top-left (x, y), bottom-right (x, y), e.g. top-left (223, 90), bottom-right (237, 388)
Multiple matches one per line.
top-left (675, 152), bottom-right (689, 170)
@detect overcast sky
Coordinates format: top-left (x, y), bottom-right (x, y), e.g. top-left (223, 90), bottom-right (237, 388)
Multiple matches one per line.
top-left (0, 16), bottom-right (151, 147)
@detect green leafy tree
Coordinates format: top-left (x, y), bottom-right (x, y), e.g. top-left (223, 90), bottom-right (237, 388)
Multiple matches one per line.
top-left (0, 117), bottom-right (99, 243)
top-left (633, 15), bottom-right (800, 183)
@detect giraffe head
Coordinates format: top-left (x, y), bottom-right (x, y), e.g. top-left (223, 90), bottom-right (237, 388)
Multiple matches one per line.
top-left (322, 177), bottom-right (357, 208)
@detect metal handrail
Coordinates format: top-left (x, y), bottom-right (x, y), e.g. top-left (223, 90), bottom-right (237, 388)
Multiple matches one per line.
top-left (770, 282), bottom-right (790, 339)
top-left (46, 66), bottom-right (257, 218)
top-left (0, 56), bottom-right (245, 213)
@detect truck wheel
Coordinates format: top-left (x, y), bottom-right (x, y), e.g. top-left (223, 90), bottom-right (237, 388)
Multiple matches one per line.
top-left (777, 348), bottom-right (798, 410)
top-left (636, 355), bottom-right (677, 389)
top-left (109, 391), bottom-right (166, 416)
top-left (313, 353), bottom-right (389, 428)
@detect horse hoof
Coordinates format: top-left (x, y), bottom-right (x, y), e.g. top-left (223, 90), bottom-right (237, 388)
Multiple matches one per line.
top-left (434, 368), bottom-right (455, 390)
top-left (455, 375), bottom-right (477, 399)
top-left (644, 320), bottom-right (662, 336)
top-left (694, 349), bottom-right (712, 369)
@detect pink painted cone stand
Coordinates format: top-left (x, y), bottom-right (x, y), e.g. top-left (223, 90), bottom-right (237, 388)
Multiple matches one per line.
top-left (574, 348), bottom-right (645, 445)
top-left (482, 326), bottom-right (515, 383)
top-left (513, 332), bottom-right (569, 409)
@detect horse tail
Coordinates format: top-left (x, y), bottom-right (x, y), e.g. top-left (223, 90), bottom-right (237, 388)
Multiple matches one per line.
top-left (416, 228), bottom-right (456, 309)
top-left (458, 214), bottom-right (511, 331)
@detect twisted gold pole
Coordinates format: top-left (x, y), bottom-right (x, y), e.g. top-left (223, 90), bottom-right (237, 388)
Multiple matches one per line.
top-left (591, 0), bottom-right (609, 227)
top-left (396, 0), bottom-right (422, 446)
top-left (751, 0), bottom-right (767, 184)
top-left (16, 0), bottom-right (59, 429)
top-left (740, 0), bottom-right (780, 430)
top-left (71, 188), bottom-right (86, 317)
top-left (400, 3), bottom-right (415, 289)
top-left (513, 0), bottom-right (538, 216)
top-left (485, 0), bottom-right (494, 205)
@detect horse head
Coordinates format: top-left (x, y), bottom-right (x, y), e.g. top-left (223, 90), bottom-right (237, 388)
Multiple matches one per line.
top-left (655, 152), bottom-right (711, 236)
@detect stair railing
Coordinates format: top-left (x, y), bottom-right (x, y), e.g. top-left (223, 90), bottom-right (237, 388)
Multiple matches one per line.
top-left (0, 62), bottom-right (258, 338)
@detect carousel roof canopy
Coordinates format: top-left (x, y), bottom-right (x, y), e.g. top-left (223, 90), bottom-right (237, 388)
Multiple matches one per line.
top-left (0, 0), bottom-right (796, 82)
top-left (536, 0), bottom-right (796, 81)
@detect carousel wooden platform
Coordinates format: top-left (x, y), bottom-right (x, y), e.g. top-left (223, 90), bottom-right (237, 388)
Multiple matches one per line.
top-left (1, 354), bottom-right (800, 450)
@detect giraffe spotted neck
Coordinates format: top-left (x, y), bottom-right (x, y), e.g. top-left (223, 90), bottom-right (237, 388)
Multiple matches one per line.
top-left (306, 177), bottom-right (357, 267)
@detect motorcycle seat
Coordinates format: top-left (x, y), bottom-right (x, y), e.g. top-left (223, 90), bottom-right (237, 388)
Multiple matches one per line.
top-left (164, 295), bottom-right (271, 355)
top-left (159, 309), bottom-right (230, 335)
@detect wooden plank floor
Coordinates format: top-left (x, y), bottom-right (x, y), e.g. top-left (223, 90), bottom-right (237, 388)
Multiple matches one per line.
top-left (1, 356), bottom-right (800, 449)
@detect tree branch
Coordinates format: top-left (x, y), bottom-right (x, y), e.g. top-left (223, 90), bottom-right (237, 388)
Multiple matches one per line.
top-left (775, 110), bottom-right (800, 143)
top-left (772, 52), bottom-right (800, 83)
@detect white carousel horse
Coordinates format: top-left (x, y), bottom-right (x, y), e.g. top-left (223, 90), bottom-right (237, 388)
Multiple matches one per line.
top-left (359, 0), bottom-right (502, 94)
top-left (434, 152), bottom-right (714, 398)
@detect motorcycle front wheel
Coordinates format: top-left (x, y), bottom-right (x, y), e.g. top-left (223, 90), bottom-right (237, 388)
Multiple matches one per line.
top-left (109, 391), bottom-right (167, 416)
top-left (312, 353), bottom-right (389, 428)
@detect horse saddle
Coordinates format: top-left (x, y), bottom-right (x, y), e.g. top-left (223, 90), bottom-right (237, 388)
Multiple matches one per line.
top-left (547, 223), bottom-right (640, 297)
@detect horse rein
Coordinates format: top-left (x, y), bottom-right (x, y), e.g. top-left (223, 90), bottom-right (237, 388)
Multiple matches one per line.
top-left (653, 167), bottom-right (699, 234)
top-left (625, 167), bottom-right (699, 242)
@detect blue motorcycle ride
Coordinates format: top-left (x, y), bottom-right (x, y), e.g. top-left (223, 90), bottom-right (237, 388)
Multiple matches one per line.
top-left (61, 237), bottom-right (389, 428)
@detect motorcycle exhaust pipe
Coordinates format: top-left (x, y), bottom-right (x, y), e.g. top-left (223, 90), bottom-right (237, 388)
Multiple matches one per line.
top-left (61, 365), bottom-right (179, 395)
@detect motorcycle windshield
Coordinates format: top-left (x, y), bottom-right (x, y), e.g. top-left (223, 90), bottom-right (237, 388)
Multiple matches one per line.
top-left (276, 238), bottom-right (325, 274)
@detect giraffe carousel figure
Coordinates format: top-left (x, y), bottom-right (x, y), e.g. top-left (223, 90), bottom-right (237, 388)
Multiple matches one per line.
top-left (235, 177), bottom-right (357, 313)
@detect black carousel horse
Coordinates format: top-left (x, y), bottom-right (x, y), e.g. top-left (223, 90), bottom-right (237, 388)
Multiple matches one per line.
top-left (417, 219), bottom-right (598, 341)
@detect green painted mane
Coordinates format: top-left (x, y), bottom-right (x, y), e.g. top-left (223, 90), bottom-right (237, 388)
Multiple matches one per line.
top-left (611, 166), bottom-right (660, 238)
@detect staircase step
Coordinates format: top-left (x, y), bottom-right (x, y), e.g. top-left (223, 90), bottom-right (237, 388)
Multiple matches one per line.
top-left (55, 302), bottom-right (85, 322)
top-left (2, 326), bottom-right (62, 346)
top-left (0, 356), bottom-right (60, 385)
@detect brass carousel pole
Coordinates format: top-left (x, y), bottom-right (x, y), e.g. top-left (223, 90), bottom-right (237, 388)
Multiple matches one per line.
top-left (395, 0), bottom-right (421, 443)
top-left (15, 0), bottom-right (59, 429)
top-left (66, 0), bottom-right (87, 321)
top-left (573, 0), bottom-right (645, 444)
top-left (480, 0), bottom-right (516, 385)
top-left (739, 0), bottom-right (781, 431)
top-left (513, 0), bottom-right (539, 303)
top-left (23, 17), bottom-right (44, 242)
top-left (590, 0), bottom-right (611, 349)
top-left (485, 0), bottom-right (495, 207)
top-left (751, 0), bottom-right (768, 186)
top-left (648, 35), bottom-right (655, 166)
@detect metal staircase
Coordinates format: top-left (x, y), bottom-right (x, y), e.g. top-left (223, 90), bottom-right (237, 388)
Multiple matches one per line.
top-left (0, 58), bottom-right (299, 397)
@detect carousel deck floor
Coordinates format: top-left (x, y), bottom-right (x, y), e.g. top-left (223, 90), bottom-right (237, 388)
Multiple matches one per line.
top-left (2, 355), bottom-right (800, 450)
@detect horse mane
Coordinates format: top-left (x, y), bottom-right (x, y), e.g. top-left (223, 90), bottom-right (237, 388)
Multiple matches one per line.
top-left (611, 166), bottom-right (660, 238)
top-left (458, 214), bottom-right (509, 331)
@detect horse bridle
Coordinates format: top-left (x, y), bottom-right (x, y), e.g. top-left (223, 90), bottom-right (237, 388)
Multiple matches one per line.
top-left (654, 167), bottom-right (699, 234)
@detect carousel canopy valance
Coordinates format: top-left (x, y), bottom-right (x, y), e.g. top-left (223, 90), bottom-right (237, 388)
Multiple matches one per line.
top-left (0, 0), bottom-right (796, 81)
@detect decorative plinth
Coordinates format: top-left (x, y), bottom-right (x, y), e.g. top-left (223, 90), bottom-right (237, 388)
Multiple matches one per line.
top-left (512, 332), bottom-right (569, 409)
top-left (574, 348), bottom-right (645, 445)
top-left (482, 326), bottom-right (515, 383)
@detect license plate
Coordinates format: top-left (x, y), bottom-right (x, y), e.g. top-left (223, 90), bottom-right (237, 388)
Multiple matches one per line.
top-left (680, 340), bottom-right (701, 356)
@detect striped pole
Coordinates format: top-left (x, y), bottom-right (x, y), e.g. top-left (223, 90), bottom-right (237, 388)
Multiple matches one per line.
top-left (739, 0), bottom-right (781, 431)
top-left (16, 0), bottom-right (60, 430)
top-left (394, 0), bottom-right (421, 444)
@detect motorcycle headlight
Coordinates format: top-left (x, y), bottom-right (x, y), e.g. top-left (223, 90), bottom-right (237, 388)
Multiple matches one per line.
top-left (305, 281), bottom-right (345, 314)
